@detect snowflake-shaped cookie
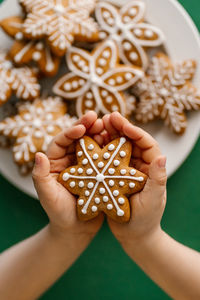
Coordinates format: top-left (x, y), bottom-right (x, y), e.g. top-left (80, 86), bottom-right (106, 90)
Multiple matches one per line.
top-left (53, 40), bottom-right (143, 117)
top-left (0, 97), bottom-right (77, 166)
top-left (95, 1), bottom-right (165, 70)
top-left (0, 16), bottom-right (60, 77)
top-left (0, 50), bottom-right (40, 106)
top-left (20, 0), bottom-right (99, 56)
top-left (59, 136), bottom-right (147, 223)
top-left (132, 53), bottom-right (200, 134)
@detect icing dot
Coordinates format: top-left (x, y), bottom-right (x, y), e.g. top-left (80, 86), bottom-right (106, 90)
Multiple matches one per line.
top-left (120, 151), bottom-right (126, 157)
top-left (70, 181), bottom-right (76, 188)
top-left (120, 169), bottom-right (126, 175)
top-left (113, 190), bottom-right (119, 196)
top-left (117, 209), bottom-right (124, 216)
top-left (64, 83), bottom-right (71, 91)
top-left (130, 169), bottom-right (136, 175)
top-left (78, 60), bottom-right (85, 68)
top-left (70, 168), bottom-right (76, 174)
top-left (79, 181), bottom-right (84, 188)
top-left (86, 92), bottom-right (93, 99)
top-left (62, 173), bottom-right (70, 181)
top-left (116, 76), bottom-right (123, 83)
top-left (123, 15), bottom-right (131, 23)
top-left (145, 29), bottom-right (154, 38)
top-left (98, 162), bottom-right (104, 168)
top-left (32, 51), bottom-right (41, 61)
top-left (78, 199), bottom-right (84, 205)
top-left (24, 113), bottom-right (31, 121)
top-left (103, 196), bottom-right (109, 202)
top-left (83, 65), bottom-right (89, 72)
top-left (73, 55), bottom-right (80, 62)
top-left (99, 58), bottom-right (107, 66)
top-left (108, 144), bottom-right (115, 151)
top-left (103, 152), bottom-right (110, 159)
top-left (78, 151), bottom-right (83, 157)
top-left (79, 79), bottom-right (85, 86)
top-left (35, 42), bottom-right (44, 50)
top-left (15, 152), bottom-right (22, 161)
top-left (123, 42), bottom-right (132, 50)
top-left (106, 96), bottom-right (113, 104)
top-left (85, 190), bottom-right (90, 196)
top-left (134, 28), bottom-right (143, 37)
top-left (85, 100), bottom-right (93, 108)
top-left (113, 160), bottom-right (120, 166)
top-left (95, 197), bottom-right (100, 204)
top-left (103, 50), bottom-right (110, 58)
top-left (96, 174), bottom-right (105, 182)
top-left (34, 131), bottom-right (43, 138)
top-left (129, 182), bottom-right (135, 188)
top-left (88, 182), bottom-right (94, 189)
top-left (92, 206), bottom-right (98, 212)
top-left (86, 168), bottom-right (93, 175)
top-left (96, 67), bottom-right (103, 75)
top-left (82, 159), bottom-right (88, 165)
top-left (112, 105), bottom-right (118, 112)
top-left (118, 198), bottom-right (125, 204)
top-left (107, 17), bottom-right (114, 25)
top-left (103, 11), bottom-right (110, 18)
top-left (22, 127), bottom-right (29, 134)
top-left (107, 204), bottom-right (113, 210)
top-left (93, 153), bottom-right (99, 160)
top-left (101, 90), bottom-right (108, 97)
top-left (88, 144), bottom-right (94, 150)
top-left (78, 167), bottom-right (83, 174)
top-left (47, 125), bottom-right (54, 133)
top-left (72, 81), bottom-right (78, 89)
top-left (109, 180), bottom-right (115, 187)
top-left (99, 188), bottom-right (106, 194)
top-left (130, 8), bottom-right (137, 16)
top-left (138, 177), bottom-right (144, 182)
top-left (108, 168), bottom-right (115, 175)
top-left (81, 209), bottom-right (87, 215)
top-left (108, 78), bottom-right (115, 86)
top-left (119, 181), bottom-right (125, 187)
top-left (15, 32), bottom-right (23, 40)
top-left (125, 73), bottom-right (133, 80)
top-left (129, 52), bottom-right (138, 61)
top-left (99, 31), bottom-right (107, 39)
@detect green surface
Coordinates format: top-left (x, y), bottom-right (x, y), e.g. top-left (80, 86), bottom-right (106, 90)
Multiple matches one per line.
top-left (0, 0), bottom-right (200, 299)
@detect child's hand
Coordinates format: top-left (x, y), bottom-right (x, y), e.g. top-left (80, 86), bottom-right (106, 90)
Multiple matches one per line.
top-left (32, 112), bottom-right (104, 242)
top-left (102, 112), bottom-right (167, 251)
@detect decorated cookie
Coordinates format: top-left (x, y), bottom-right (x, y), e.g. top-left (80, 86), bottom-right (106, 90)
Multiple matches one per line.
top-left (0, 16), bottom-right (61, 77)
top-left (53, 39), bottom-right (144, 117)
top-left (0, 50), bottom-right (40, 106)
top-left (132, 53), bottom-right (200, 134)
top-left (20, 0), bottom-right (99, 56)
top-left (95, 1), bottom-right (164, 70)
top-left (0, 97), bottom-right (77, 166)
top-left (58, 136), bottom-right (147, 223)
top-left (0, 101), bottom-right (16, 147)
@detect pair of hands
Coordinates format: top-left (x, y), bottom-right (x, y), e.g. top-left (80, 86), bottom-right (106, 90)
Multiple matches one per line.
top-left (32, 111), bottom-right (167, 253)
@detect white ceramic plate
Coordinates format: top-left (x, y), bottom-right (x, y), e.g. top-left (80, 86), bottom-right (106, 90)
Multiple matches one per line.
top-left (0, 0), bottom-right (200, 199)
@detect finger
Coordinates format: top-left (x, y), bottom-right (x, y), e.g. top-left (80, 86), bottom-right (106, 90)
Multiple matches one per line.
top-left (50, 154), bottom-right (76, 173)
top-left (75, 111), bottom-right (97, 129)
top-left (87, 118), bottom-right (104, 135)
top-left (47, 125), bottom-right (86, 159)
top-left (109, 111), bottom-right (129, 133)
top-left (102, 114), bottom-right (119, 138)
top-left (93, 134), bottom-right (104, 147)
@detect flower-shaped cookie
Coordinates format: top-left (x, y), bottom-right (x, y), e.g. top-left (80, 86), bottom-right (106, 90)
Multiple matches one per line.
top-left (20, 0), bottom-right (99, 56)
top-left (53, 40), bottom-right (143, 117)
top-left (133, 53), bottom-right (200, 134)
top-left (59, 136), bottom-right (147, 223)
top-left (0, 97), bottom-right (77, 166)
top-left (0, 50), bottom-right (40, 106)
top-left (0, 16), bottom-right (61, 77)
top-left (95, 1), bottom-right (164, 70)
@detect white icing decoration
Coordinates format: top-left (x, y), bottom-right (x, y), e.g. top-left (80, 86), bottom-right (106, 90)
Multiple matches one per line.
top-left (119, 181), bottom-right (125, 186)
top-left (78, 199), bottom-right (84, 205)
top-left (79, 181), bottom-right (84, 188)
top-left (103, 196), bottom-right (109, 202)
top-left (103, 152), bottom-right (110, 159)
top-left (78, 168), bottom-right (83, 174)
top-left (78, 151), bottom-right (83, 157)
top-left (118, 198), bottom-right (125, 204)
top-left (99, 187), bottom-right (106, 194)
top-left (117, 210), bottom-right (124, 216)
top-left (129, 182), bottom-right (135, 188)
top-left (113, 160), bottom-right (120, 166)
top-left (120, 151), bottom-right (126, 157)
top-left (93, 153), bottom-right (99, 160)
top-left (85, 190), bottom-right (90, 196)
top-left (82, 158), bottom-right (88, 165)
top-left (92, 205), bottom-right (98, 212)
top-left (70, 168), bottom-right (76, 174)
top-left (120, 169), bottom-right (126, 175)
top-left (113, 190), bottom-right (119, 196)
top-left (86, 168), bottom-right (93, 175)
top-left (88, 144), bottom-right (94, 150)
top-left (109, 180), bottom-right (114, 187)
top-left (130, 169), bottom-right (136, 175)
top-left (95, 197), bottom-right (100, 204)
top-left (88, 182), bottom-right (94, 189)
top-left (107, 204), bottom-right (113, 210)
top-left (98, 162), bottom-right (104, 168)
top-left (70, 181), bottom-right (76, 188)
top-left (108, 144), bottom-right (115, 151)
top-left (63, 172), bottom-right (70, 181)
top-left (108, 168), bottom-right (115, 175)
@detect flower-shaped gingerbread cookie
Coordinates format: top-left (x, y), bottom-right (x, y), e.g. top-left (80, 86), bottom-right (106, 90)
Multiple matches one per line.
top-left (53, 40), bottom-right (143, 117)
top-left (59, 136), bottom-right (147, 223)
top-left (20, 0), bottom-right (99, 56)
top-left (0, 50), bottom-right (40, 106)
top-left (0, 97), bottom-right (77, 166)
top-left (95, 1), bottom-right (164, 70)
top-left (133, 53), bottom-right (200, 134)
top-left (0, 16), bottom-right (60, 77)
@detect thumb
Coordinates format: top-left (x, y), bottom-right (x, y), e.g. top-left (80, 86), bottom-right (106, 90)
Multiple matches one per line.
top-left (144, 156), bottom-right (167, 199)
top-left (32, 152), bottom-right (52, 199)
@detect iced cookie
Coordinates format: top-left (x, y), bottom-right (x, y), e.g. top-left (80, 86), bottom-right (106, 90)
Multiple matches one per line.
top-left (95, 1), bottom-right (165, 70)
top-left (0, 16), bottom-right (61, 77)
top-left (53, 39), bottom-right (143, 117)
top-left (132, 53), bottom-right (200, 134)
top-left (0, 50), bottom-right (40, 106)
top-left (0, 97), bottom-right (77, 167)
top-left (20, 0), bottom-right (99, 56)
top-left (58, 136), bottom-right (147, 223)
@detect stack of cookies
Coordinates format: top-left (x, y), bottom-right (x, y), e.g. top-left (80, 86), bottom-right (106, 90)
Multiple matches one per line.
top-left (0, 0), bottom-right (200, 175)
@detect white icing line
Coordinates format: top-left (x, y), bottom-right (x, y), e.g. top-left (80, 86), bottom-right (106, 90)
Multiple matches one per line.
top-left (105, 175), bottom-right (144, 182)
top-left (103, 181), bottom-right (121, 213)
top-left (82, 182), bottom-right (99, 214)
top-left (80, 138), bottom-right (99, 175)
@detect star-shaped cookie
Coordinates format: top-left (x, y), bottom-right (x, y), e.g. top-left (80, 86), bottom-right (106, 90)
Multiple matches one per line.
top-left (20, 0), bottom-right (99, 56)
top-left (0, 50), bottom-right (40, 106)
top-left (132, 53), bottom-right (200, 134)
top-left (58, 136), bottom-right (147, 223)
top-left (0, 16), bottom-right (61, 77)
top-left (95, 1), bottom-right (164, 70)
top-left (53, 39), bottom-right (144, 117)
top-left (0, 97), bottom-right (77, 167)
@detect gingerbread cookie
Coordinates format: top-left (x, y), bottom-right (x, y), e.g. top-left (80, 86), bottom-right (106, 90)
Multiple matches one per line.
top-left (95, 1), bottom-right (165, 70)
top-left (20, 0), bottom-right (99, 56)
top-left (0, 97), bottom-right (77, 166)
top-left (0, 50), bottom-right (40, 106)
top-left (53, 39), bottom-right (144, 117)
top-left (58, 136), bottom-right (147, 223)
top-left (0, 16), bottom-right (61, 77)
top-left (132, 53), bottom-right (200, 134)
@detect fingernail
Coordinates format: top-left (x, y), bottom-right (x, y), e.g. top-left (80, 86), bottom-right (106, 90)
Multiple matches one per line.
top-left (158, 156), bottom-right (166, 168)
top-left (35, 153), bottom-right (41, 165)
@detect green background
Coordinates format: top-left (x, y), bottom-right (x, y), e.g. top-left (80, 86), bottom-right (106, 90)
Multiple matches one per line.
top-left (0, 0), bottom-right (200, 299)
